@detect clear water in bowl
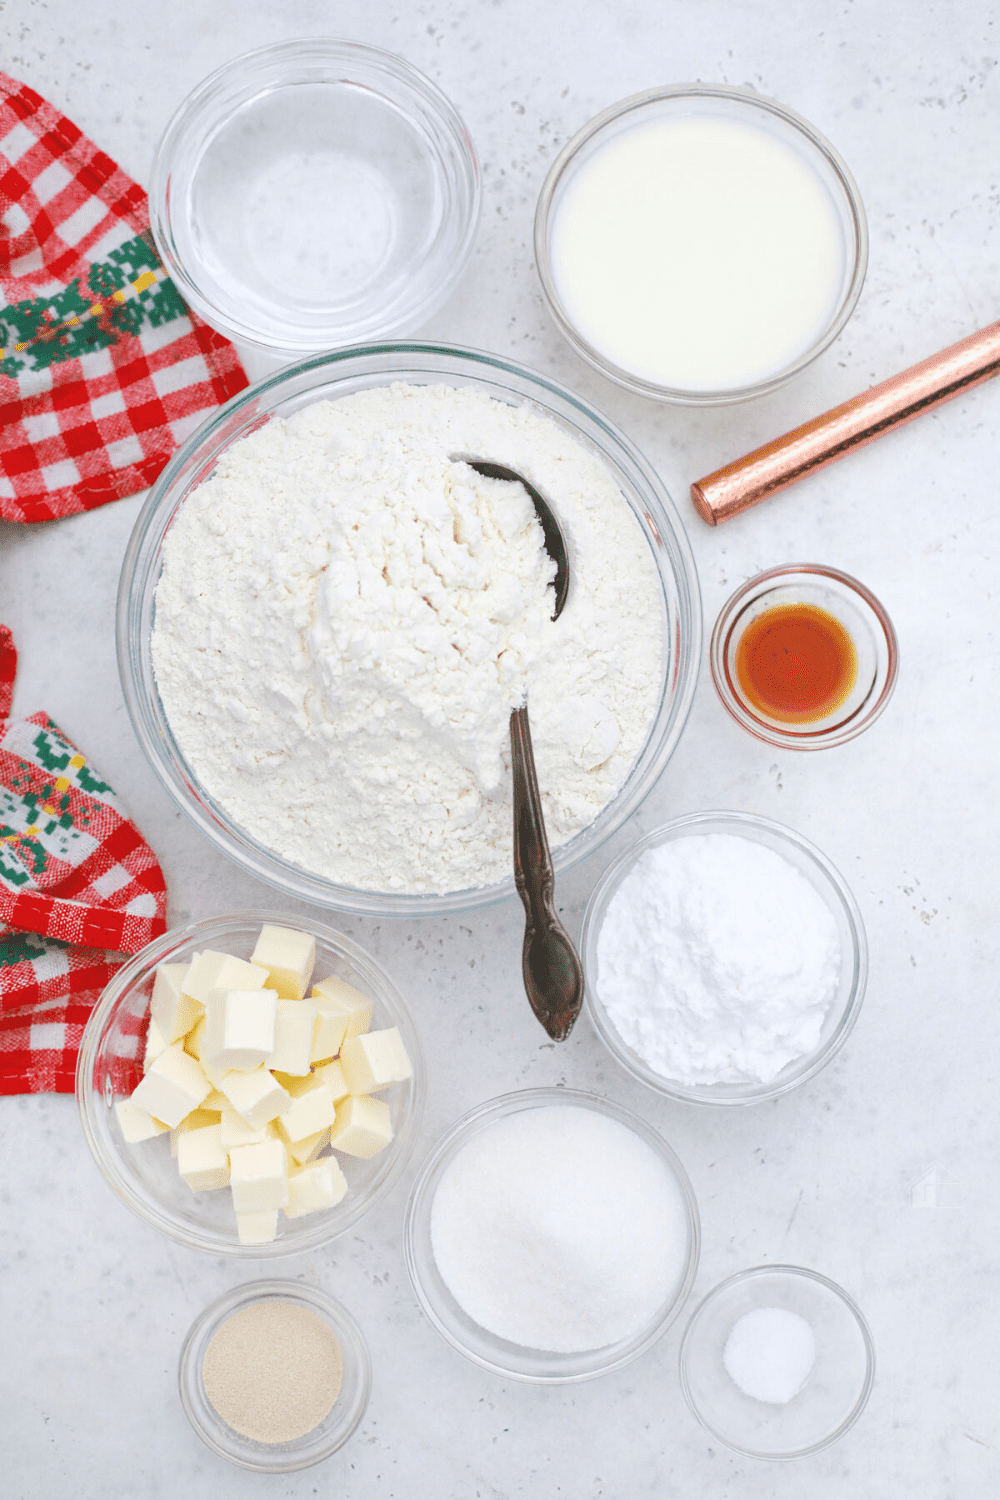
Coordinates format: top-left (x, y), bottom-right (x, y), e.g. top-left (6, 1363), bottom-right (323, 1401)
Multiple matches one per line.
top-left (191, 84), bottom-right (437, 333)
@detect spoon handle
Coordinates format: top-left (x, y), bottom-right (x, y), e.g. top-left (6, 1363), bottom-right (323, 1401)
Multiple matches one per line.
top-left (510, 704), bottom-right (584, 1041)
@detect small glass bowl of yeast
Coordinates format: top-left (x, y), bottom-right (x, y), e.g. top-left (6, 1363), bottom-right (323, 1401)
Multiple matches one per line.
top-left (534, 84), bottom-right (867, 404)
top-left (76, 911), bottom-right (424, 1257)
top-left (179, 1279), bottom-right (371, 1471)
top-left (679, 1265), bottom-right (875, 1460)
top-left (710, 564), bottom-right (899, 750)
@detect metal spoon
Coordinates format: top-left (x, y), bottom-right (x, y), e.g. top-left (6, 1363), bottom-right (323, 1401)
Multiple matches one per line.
top-left (464, 460), bottom-right (584, 1042)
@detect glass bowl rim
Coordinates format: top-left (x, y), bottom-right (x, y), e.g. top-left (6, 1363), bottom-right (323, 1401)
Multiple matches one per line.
top-left (116, 338), bottom-right (702, 917)
top-left (148, 37), bottom-right (482, 355)
top-left (678, 1262), bottom-right (876, 1460)
top-left (403, 1084), bottom-right (701, 1383)
top-left (75, 907), bottom-right (426, 1257)
top-left (533, 81), bottom-right (869, 406)
top-left (579, 809), bottom-right (868, 1105)
top-left (709, 562), bottom-right (900, 750)
top-left (177, 1276), bottom-right (372, 1471)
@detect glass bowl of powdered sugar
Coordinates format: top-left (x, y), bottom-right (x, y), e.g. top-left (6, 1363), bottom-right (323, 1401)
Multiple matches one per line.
top-left (580, 810), bottom-right (867, 1104)
top-left (118, 342), bottom-right (700, 916)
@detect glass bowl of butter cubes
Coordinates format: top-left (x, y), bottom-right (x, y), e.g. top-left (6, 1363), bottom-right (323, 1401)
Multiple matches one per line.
top-left (76, 911), bottom-right (424, 1256)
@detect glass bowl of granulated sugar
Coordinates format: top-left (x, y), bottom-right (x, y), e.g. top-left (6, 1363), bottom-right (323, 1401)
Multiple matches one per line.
top-left (118, 342), bottom-right (701, 916)
top-left (580, 810), bottom-right (868, 1105)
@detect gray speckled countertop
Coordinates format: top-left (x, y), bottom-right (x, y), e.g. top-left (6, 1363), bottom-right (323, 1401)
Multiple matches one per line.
top-left (2, 2), bottom-right (998, 1495)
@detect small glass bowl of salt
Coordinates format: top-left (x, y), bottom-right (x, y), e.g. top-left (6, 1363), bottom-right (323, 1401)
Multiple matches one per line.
top-left (580, 810), bottom-right (867, 1105)
top-left (679, 1265), bottom-right (875, 1459)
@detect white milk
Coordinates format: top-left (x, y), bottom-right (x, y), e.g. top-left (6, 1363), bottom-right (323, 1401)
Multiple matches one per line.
top-left (548, 114), bottom-right (847, 392)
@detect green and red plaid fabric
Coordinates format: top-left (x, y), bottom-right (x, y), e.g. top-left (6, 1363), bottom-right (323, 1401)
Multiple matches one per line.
top-left (0, 625), bottom-right (167, 1093)
top-left (0, 70), bottom-right (248, 523)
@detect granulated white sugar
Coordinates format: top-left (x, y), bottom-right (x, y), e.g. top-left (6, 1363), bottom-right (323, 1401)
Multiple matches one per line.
top-left (429, 1104), bottom-right (689, 1352)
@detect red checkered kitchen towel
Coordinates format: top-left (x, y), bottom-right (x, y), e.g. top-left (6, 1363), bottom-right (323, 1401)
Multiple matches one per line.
top-left (0, 626), bottom-right (167, 1093)
top-left (0, 70), bottom-right (248, 522)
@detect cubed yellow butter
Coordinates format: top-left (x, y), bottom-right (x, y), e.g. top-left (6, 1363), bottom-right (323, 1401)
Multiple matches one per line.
top-left (236, 1209), bottom-right (279, 1245)
top-left (202, 987), bottom-right (278, 1072)
top-left (311, 974), bottom-right (372, 1040)
top-left (202, 1087), bottom-right (230, 1111)
top-left (329, 1094), bottom-right (393, 1159)
top-left (150, 961), bottom-right (202, 1043)
top-left (286, 1127), bottom-right (330, 1166)
top-left (130, 1041), bottom-right (211, 1129)
top-left (169, 1106), bottom-right (223, 1158)
top-left (177, 1122), bottom-right (230, 1191)
top-left (143, 1015), bottom-right (169, 1072)
top-left (251, 925), bottom-right (316, 1001)
top-left (220, 1108), bottom-right (269, 1150)
top-left (314, 1057), bottom-right (349, 1105)
top-left (229, 1136), bottom-right (289, 1213)
top-left (267, 998), bottom-right (317, 1076)
top-left (219, 1066), bottom-right (290, 1131)
top-left (340, 1027), bottom-right (413, 1095)
top-left (285, 1156), bottom-right (348, 1218)
top-left (309, 994), bottom-right (350, 1063)
top-left (182, 950), bottom-right (269, 1005)
top-left (115, 1097), bottom-right (169, 1143)
top-left (274, 1073), bottom-right (336, 1144)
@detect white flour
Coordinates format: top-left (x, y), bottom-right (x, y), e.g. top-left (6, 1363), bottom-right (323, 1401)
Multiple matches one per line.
top-left (595, 833), bottom-right (841, 1085)
top-left (151, 383), bottom-right (662, 893)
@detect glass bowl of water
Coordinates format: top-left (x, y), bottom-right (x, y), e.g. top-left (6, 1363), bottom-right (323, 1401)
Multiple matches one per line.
top-left (150, 39), bottom-right (481, 357)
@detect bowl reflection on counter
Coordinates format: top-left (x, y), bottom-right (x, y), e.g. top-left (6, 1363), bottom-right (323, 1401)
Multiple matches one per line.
top-left (117, 342), bottom-right (701, 917)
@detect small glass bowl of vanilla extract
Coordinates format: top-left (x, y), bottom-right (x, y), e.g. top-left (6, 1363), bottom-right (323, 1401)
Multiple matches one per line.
top-left (710, 564), bottom-right (898, 749)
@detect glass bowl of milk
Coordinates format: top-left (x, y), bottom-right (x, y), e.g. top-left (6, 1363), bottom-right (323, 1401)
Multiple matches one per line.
top-left (535, 84), bottom-right (868, 404)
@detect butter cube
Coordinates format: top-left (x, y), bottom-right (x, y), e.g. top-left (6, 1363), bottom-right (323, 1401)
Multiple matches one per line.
top-left (236, 1209), bottom-right (279, 1246)
top-left (220, 1108), bottom-right (269, 1150)
top-left (220, 1067), bottom-right (290, 1131)
top-left (130, 1042), bottom-right (211, 1128)
top-left (268, 999), bottom-right (317, 1076)
top-left (311, 974), bottom-right (372, 1041)
top-left (169, 1106), bottom-right (223, 1157)
top-left (178, 1122), bottom-right (230, 1191)
top-left (285, 1157), bottom-right (348, 1218)
top-left (182, 950), bottom-right (269, 1005)
top-left (150, 962), bottom-right (202, 1043)
top-left (202, 987), bottom-right (278, 1072)
top-left (229, 1137), bottom-right (289, 1213)
top-left (115, 1097), bottom-right (169, 1143)
top-left (274, 1073), bottom-right (336, 1145)
top-left (143, 1015), bottom-right (169, 1072)
top-left (340, 1027), bottom-right (413, 1095)
top-left (329, 1094), bottom-right (393, 1159)
top-left (310, 994), bottom-right (350, 1063)
top-left (314, 1057), bottom-right (349, 1105)
top-left (251, 925), bottom-right (316, 1000)
top-left (286, 1127), bottom-right (330, 1166)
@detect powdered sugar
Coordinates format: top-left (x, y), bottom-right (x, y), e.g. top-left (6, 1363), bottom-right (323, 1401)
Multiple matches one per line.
top-left (151, 383), bottom-right (662, 893)
top-left (594, 832), bottom-right (842, 1085)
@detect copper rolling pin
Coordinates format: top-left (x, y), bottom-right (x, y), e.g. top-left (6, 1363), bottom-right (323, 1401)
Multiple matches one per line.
top-left (691, 319), bottom-right (1000, 524)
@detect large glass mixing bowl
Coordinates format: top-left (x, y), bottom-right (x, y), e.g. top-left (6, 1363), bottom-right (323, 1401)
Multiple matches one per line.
top-left (118, 342), bottom-right (701, 915)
